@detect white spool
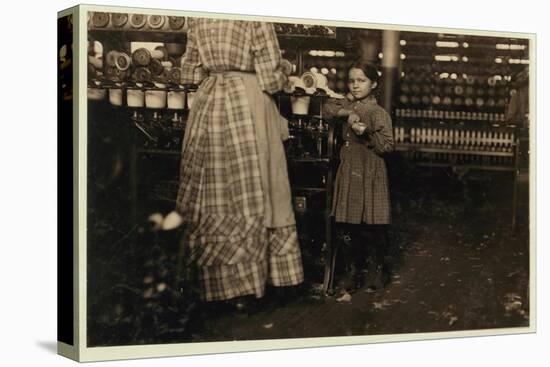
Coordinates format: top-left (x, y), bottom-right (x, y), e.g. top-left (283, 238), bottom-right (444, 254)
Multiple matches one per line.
top-left (167, 91), bottom-right (185, 110)
top-left (290, 96), bottom-right (311, 115)
top-left (88, 55), bottom-right (103, 69)
top-left (145, 83), bottom-right (167, 109)
top-left (109, 88), bottom-right (123, 106)
top-left (127, 86), bottom-right (145, 107)
top-left (87, 87), bottom-right (106, 100)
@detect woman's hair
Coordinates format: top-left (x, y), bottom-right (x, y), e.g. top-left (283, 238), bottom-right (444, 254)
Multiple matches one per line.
top-left (347, 60), bottom-right (382, 100)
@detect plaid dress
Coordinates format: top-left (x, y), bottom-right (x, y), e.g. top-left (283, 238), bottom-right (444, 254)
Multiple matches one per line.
top-left (176, 18), bottom-right (303, 301)
top-left (324, 95), bottom-right (394, 224)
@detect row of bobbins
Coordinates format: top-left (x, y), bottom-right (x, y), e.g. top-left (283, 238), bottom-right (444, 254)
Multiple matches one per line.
top-left (88, 83), bottom-right (195, 110)
top-left (392, 126), bottom-right (515, 152)
top-left (89, 12), bottom-right (186, 31)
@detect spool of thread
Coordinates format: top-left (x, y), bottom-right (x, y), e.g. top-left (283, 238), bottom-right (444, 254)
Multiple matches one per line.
top-left (290, 96), bottom-right (311, 115)
top-left (168, 91), bottom-right (185, 109)
top-left (115, 53), bottom-right (131, 71)
top-left (88, 87), bottom-right (106, 100)
top-left (104, 66), bottom-right (120, 81)
top-left (145, 83), bottom-right (167, 109)
top-left (133, 67), bottom-right (152, 83)
top-left (88, 55), bottom-right (103, 69)
top-left (154, 46), bottom-right (168, 60)
top-left (109, 87), bottom-right (123, 106)
top-left (149, 59), bottom-right (164, 76)
top-left (111, 13), bottom-right (128, 28)
top-left (131, 47), bottom-right (166, 66)
top-left (147, 15), bottom-right (165, 29)
top-left (92, 41), bottom-right (103, 55)
top-left (132, 48), bottom-right (152, 66)
top-left (127, 87), bottom-right (145, 107)
top-left (129, 14), bottom-right (146, 29)
top-left (161, 61), bottom-right (173, 68)
top-left (301, 72), bottom-right (317, 89)
top-left (91, 12), bottom-right (109, 28)
top-left (168, 16), bottom-right (185, 30)
top-left (314, 73), bottom-right (328, 90)
top-left (169, 67), bottom-right (182, 84)
top-left (106, 50), bottom-right (120, 67)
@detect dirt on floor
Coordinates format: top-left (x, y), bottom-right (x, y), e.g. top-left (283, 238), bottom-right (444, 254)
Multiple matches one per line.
top-left (188, 171), bottom-right (530, 342)
top-left (87, 166), bottom-right (530, 346)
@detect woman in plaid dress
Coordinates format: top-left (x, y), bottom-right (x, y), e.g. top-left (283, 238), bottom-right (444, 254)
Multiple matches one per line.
top-left (323, 61), bottom-right (394, 294)
top-left (176, 18), bottom-right (303, 303)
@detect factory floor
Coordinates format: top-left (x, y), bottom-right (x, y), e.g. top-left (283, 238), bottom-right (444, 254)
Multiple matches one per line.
top-left (188, 171), bottom-right (530, 342)
top-left (86, 161), bottom-right (531, 347)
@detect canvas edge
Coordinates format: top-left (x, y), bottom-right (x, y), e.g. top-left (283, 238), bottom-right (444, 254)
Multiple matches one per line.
top-left (69, 3), bottom-right (536, 362)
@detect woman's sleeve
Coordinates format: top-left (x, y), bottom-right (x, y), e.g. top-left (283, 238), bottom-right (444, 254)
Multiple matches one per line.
top-left (251, 22), bottom-right (287, 94)
top-left (369, 108), bottom-right (394, 155)
top-left (180, 18), bottom-right (206, 85)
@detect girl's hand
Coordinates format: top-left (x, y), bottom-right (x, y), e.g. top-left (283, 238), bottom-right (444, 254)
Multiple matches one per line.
top-left (347, 112), bottom-right (361, 126)
top-left (351, 122), bottom-right (367, 135)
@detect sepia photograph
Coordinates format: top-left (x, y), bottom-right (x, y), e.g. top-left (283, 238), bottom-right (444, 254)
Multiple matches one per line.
top-left (56, 3), bottom-right (534, 362)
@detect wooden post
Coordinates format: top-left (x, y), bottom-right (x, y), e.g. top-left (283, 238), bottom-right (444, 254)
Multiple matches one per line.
top-left (381, 30), bottom-right (400, 114)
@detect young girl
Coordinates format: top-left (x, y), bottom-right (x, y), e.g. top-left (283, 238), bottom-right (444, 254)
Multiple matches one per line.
top-left (323, 61), bottom-right (394, 294)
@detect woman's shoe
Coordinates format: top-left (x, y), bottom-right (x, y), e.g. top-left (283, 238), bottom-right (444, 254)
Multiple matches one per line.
top-left (225, 296), bottom-right (260, 315)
